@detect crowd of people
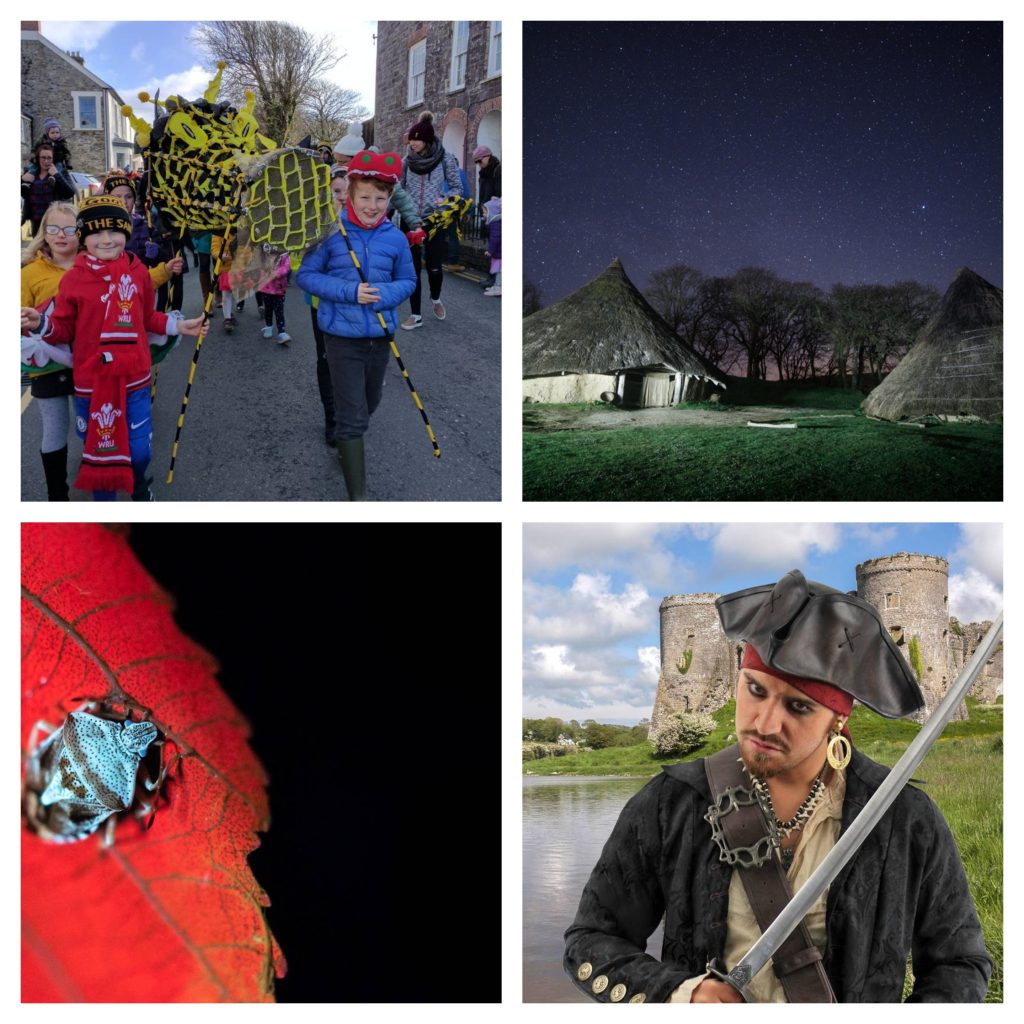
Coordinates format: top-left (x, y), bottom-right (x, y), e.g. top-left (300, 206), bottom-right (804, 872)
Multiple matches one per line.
top-left (20, 111), bottom-right (502, 501)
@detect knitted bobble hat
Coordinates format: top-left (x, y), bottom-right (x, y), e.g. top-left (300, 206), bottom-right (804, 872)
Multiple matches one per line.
top-left (472, 145), bottom-right (492, 162)
top-left (77, 195), bottom-right (132, 239)
top-left (334, 121), bottom-right (366, 157)
top-left (407, 112), bottom-right (435, 145)
top-left (346, 150), bottom-right (403, 184)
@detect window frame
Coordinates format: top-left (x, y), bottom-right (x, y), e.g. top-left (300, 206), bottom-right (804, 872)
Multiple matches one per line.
top-left (407, 40), bottom-right (426, 107)
top-left (73, 90), bottom-right (103, 131)
top-left (487, 21), bottom-right (502, 78)
top-left (449, 21), bottom-right (470, 90)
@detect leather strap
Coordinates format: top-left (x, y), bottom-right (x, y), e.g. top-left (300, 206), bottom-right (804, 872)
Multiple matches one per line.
top-left (705, 745), bottom-right (837, 1003)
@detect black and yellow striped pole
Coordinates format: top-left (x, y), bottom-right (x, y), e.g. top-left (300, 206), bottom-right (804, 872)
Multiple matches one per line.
top-left (334, 214), bottom-right (441, 458)
top-left (165, 226), bottom-right (234, 483)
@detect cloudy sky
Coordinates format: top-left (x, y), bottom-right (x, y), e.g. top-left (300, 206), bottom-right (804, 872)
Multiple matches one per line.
top-left (35, 20), bottom-right (378, 121)
top-left (522, 523), bottom-right (1002, 724)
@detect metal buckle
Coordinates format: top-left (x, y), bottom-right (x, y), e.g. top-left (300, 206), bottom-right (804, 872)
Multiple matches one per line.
top-left (704, 785), bottom-right (779, 868)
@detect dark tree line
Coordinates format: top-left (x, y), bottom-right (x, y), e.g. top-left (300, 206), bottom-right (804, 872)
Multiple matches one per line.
top-left (644, 264), bottom-right (940, 386)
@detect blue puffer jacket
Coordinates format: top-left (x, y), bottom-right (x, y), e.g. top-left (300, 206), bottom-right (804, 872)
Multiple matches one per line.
top-left (296, 215), bottom-right (416, 338)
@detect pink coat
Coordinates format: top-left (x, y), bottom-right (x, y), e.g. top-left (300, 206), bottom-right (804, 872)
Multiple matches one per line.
top-left (257, 253), bottom-right (291, 297)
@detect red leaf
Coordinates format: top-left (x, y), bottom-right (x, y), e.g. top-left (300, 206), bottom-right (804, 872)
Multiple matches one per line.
top-left (21, 524), bottom-right (287, 1002)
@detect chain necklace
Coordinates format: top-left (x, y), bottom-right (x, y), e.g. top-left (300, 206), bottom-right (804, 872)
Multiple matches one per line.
top-left (750, 761), bottom-right (828, 839)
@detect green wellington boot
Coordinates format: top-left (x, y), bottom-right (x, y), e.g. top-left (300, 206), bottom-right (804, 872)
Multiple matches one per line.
top-left (336, 438), bottom-right (367, 501)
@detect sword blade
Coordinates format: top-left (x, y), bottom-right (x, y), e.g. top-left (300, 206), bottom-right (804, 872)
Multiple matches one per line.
top-left (726, 612), bottom-right (1003, 994)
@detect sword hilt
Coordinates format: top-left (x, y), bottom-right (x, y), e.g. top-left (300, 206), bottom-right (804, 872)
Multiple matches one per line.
top-left (705, 958), bottom-right (753, 1002)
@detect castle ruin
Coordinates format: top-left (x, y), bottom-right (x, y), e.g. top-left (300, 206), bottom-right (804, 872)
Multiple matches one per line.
top-left (649, 552), bottom-right (1001, 734)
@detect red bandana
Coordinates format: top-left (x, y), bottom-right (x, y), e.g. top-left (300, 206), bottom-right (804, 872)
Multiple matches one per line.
top-left (74, 254), bottom-right (151, 494)
top-left (741, 644), bottom-right (854, 719)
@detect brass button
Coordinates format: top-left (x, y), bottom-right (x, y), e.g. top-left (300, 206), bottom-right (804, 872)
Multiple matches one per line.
top-left (610, 983), bottom-right (627, 1002)
top-left (592, 975), bottom-right (609, 994)
top-left (629, 993), bottom-right (647, 1003)
top-left (576, 962), bottom-right (593, 982)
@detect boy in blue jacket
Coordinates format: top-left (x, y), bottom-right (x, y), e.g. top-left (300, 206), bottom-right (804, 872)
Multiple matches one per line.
top-left (296, 151), bottom-right (416, 500)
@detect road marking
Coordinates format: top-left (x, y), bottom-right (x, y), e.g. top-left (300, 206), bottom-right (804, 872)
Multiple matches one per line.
top-left (21, 388), bottom-right (33, 413)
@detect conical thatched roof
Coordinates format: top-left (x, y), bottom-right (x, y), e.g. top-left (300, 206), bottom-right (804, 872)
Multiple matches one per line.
top-left (522, 258), bottom-right (725, 383)
top-left (863, 267), bottom-right (1002, 421)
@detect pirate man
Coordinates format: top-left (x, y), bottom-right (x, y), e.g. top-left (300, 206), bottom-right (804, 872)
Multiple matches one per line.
top-left (564, 570), bottom-right (991, 1003)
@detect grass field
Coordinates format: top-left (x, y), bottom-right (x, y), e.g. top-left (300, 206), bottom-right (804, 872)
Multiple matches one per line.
top-left (524, 700), bottom-right (1003, 1001)
top-left (522, 408), bottom-right (1002, 501)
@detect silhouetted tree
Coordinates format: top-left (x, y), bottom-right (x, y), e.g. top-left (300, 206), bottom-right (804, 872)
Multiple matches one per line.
top-left (523, 278), bottom-right (543, 317)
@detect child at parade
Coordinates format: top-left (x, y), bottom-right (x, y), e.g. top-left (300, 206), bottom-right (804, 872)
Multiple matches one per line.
top-left (211, 234), bottom-right (238, 332)
top-left (258, 252), bottom-right (292, 344)
top-left (26, 117), bottom-right (73, 173)
top-left (20, 195), bottom-right (205, 501)
top-left (20, 201), bottom-right (80, 500)
top-left (296, 150), bottom-right (416, 500)
top-left (482, 197), bottom-right (502, 297)
top-left (102, 173), bottom-right (183, 313)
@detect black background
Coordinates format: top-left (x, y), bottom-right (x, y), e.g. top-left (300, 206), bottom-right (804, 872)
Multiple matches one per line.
top-left (129, 523), bottom-right (503, 1003)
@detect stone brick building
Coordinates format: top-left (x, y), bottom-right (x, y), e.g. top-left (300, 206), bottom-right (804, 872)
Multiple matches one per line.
top-left (373, 21), bottom-right (502, 203)
top-left (855, 553), bottom-right (961, 720)
top-left (21, 22), bottom-right (136, 175)
top-left (649, 552), bottom-right (1000, 734)
top-left (650, 594), bottom-right (735, 734)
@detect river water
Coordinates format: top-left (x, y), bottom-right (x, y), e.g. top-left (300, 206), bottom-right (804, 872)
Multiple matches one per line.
top-left (522, 774), bottom-right (666, 1002)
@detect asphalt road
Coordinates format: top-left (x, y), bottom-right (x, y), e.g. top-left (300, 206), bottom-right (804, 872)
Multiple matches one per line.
top-left (21, 260), bottom-right (502, 501)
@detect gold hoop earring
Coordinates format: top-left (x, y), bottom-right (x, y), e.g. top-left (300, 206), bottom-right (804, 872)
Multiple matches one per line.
top-left (826, 721), bottom-right (851, 771)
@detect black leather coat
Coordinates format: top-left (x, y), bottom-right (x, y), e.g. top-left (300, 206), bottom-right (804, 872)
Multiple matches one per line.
top-left (564, 748), bottom-right (991, 1003)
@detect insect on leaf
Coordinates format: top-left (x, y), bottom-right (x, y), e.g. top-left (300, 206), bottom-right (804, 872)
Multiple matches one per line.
top-left (21, 523), bottom-right (286, 1002)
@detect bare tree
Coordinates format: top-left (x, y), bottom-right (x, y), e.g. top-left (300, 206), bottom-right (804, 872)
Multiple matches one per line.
top-left (194, 21), bottom-right (340, 147)
top-left (299, 78), bottom-right (369, 147)
top-left (523, 279), bottom-right (543, 317)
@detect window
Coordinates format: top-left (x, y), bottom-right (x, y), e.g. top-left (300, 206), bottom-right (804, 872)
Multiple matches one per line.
top-left (884, 592), bottom-right (900, 609)
top-left (22, 115), bottom-right (31, 146)
top-left (73, 91), bottom-right (102, 130)
top-left (487, 21), bottom-right (502, 77)
top-left (408, 40), bottom-right (426, 106)
top-left (450, 22), bottom-right (469, 89)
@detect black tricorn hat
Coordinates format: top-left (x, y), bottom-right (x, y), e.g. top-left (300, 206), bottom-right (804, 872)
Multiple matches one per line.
top-left (715, 569), bottom-right (924, 718)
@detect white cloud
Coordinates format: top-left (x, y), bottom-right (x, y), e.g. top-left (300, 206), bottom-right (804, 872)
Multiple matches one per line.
top-left (524, 573), bottom-right (655, 647)
top-left (522, 694), bottom-right (652, 726)
top-left (124, 66), bottom-right (215, 111)
top-left (949, 567), bottom-right (1002, 623)
top-left (712, 523), bottom-right (841, 571)
top-left (848, 524), bottom-right (899, 545)
top-left (524, 644), bottom-right (620, 690)
top-left (637, 646), bottom-right (661, 683)
top-left (953, 523), bottom-right (1002, 585)
top-left (130, 42), bottom-right (145, 63)
top-left (40, 22), bottom-right (117, 53)
top-left (524, 523), bottom-right (668, 571)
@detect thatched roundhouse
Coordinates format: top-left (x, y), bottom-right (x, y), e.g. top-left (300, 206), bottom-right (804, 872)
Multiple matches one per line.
top-left (522, 258), bottom-right (726, 407)
top-left (862, 267), bottom-right (1003, 421)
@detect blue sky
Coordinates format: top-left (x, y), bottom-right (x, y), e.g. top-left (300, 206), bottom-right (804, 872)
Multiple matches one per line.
top-left (522, 523), bottom-right (1002, 724)
top-left (36, 20), bottom-right (379, 121)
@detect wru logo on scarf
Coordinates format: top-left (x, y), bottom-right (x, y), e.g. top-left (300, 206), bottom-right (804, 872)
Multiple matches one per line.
top-left (90, 402), bottom-right (123, 452)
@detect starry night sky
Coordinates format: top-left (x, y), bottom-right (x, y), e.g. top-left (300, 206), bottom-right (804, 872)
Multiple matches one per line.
top-left (525, 22), bottom-right (1002, 306)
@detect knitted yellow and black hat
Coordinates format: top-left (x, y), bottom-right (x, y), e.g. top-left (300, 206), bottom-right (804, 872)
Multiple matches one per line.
top-left (102, 172), bottom-right (135, 197)
top-left (77, 195), bottom-right (132, 239)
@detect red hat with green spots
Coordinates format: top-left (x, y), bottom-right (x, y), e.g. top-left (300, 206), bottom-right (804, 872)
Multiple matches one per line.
top-left (346, 150), bottom-right (402, 184)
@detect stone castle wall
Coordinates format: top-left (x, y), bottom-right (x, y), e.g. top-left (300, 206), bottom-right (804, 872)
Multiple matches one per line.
top-left (649, 552), bottom-right (999, 732)
top-left (855, 553), bottom-right (961, 720)
top-left (650, 594), bottom-right (736, 734)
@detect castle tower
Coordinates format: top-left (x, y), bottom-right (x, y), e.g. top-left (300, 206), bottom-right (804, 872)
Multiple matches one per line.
top-left (855, 553), bottom-right (962, 721)
top-left (649, 594), bottom-right (737, 736)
